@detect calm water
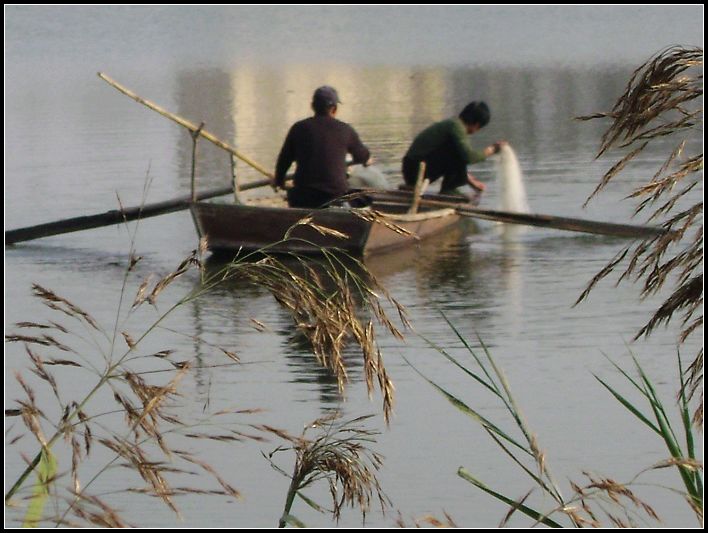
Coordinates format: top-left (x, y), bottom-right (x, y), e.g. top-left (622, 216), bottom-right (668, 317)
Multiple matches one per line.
top-left (5, 6), bottom-right (703, 528)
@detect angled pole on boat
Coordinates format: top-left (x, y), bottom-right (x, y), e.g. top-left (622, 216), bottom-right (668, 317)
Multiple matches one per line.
top-left (98, 72), bottom-right (276, 181)
top-left (407, 162), bottom-right (428, 214)
top-left (189, 122), bottom-right (206, 202)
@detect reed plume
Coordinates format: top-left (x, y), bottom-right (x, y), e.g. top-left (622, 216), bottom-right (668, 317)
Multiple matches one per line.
top-left (5, 246), bottom-right (263, 527)
top-left (575, 45), bottom-right (703, 419)
top-left (263, 413), bottom-right (390, 527)
top-left (205, 241), bottom-right (406, 424)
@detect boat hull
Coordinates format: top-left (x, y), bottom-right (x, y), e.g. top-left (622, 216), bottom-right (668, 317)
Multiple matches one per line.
top-left (192, 203), bottom-right (371, 255)
top-left (191, 191), bottom-right (471, 256)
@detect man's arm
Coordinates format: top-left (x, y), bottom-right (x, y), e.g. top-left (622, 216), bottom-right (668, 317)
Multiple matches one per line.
top-left (469, 142), bottom-right (507, 191)
top-left (450, 121), bottom-right (486, 165)
top-left (274, 125), bottom-right (297, 188)
top-left (347, 127), bottom-right (371, 166)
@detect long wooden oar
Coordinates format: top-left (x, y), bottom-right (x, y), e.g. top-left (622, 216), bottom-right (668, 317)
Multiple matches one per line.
top-left (455, 204), bottom-right (666, 238)
top-left (98, 72), bottom-right (275, 180)
top-left (6, 180), bottom-right (263, 245)
top-left (363, 190), bottom-right (667, 239)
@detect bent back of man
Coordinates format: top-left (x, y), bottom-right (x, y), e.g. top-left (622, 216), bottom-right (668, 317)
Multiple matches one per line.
top-left (275, 86), bottom-right (370, 209)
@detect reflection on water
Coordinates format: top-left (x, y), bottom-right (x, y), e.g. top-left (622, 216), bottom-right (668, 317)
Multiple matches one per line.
top-left (193, 253), bottom-right (386, 408)
top-left (365, 220), bottom-right (492, 309)
top-left (167, 65), bottom-right (633, 204)
top-left (365, 222), bottom-right (472, 282)
top-left (497, 227), bottom-right (528, 340)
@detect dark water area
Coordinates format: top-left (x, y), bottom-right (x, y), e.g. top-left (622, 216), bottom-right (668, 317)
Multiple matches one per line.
top-left (5, 6), bottom-right (703, 528)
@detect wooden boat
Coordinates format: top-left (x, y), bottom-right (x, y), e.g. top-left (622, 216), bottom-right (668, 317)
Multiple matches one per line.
top-left (190, 189), bottom-right (478, 256)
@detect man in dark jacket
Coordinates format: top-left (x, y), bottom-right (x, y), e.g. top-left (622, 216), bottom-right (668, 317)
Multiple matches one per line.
top-left (274, 86), bottom-right (371, 208)
top-left (402, 101), bottom-right (505, 197)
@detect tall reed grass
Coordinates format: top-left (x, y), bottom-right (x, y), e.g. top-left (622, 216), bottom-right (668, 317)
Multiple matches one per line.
top-left (5, 213), bottom-right (403, 527)
top-left (410, 311), bottom-right (702, 527)
top-left (5, 241), bottom-right (253, 526)
top-left (576, 46), bottom-right (703, 419)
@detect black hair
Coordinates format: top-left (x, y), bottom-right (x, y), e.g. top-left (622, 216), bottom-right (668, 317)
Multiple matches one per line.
top-left (459, 101), bottom-right (490, 128)
top-left (312, 100), bottom-right (335, 115)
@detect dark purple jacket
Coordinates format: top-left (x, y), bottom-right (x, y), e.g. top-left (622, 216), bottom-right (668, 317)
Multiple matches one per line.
top-left (275, 115), bottom-right (370, 196)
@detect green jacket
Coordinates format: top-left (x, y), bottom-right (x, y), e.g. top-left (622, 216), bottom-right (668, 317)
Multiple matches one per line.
top-left (405, 118), bottom-right (486, 165)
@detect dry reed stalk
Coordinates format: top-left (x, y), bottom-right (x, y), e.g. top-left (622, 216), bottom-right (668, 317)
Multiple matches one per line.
top-left (7, 220), bottom-right (406, 526)
top-left (208, 247), bottom-right (405, 424)
top-left (266, 413), bottom-right (390, 527)
top-left (351, 208), bottom-right (419, 239)
top-left (551, 471), bottom-right (662, 528)
top-left (65, 491), bottom-right (131, 528)
top-left (4, 246), bottom-right (269, 527)
top-left (394, 512), bottom-right (459, 528)
top-left (30, 284), bottom-right (102, 333)
top-left (575, 45), bottom-right (703, 418)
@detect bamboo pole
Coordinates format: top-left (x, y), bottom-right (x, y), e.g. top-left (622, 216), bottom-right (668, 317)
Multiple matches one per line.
top-left (408, 162), bottom-right (428, 214)
top-left (230, 154), bottom-right (242, 205)
top-left (190, 122), bottom-right (205, 202)
top-left (98, 72), bottom-right (275, 180)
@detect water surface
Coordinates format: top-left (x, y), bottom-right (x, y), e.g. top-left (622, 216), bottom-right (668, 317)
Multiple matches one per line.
top-left (5, 6), bottom-right (703, 528)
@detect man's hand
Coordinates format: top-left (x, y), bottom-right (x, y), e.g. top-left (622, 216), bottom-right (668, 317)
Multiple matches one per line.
top-left (467, 173), bottom-right (486, 192)
top-left (493, 140), bottom-right (509, 153)
top-left (484, 140), bottom-right (509, 157)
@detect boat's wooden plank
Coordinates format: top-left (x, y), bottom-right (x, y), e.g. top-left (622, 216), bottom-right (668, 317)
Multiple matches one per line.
top-left (364, 209), bottom-right (461, 254)
top-left (381, 208), bottom-right (456, 222)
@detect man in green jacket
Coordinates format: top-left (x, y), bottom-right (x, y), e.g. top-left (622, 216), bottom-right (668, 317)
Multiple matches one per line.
top-left (402, 101), bottom-right (505, 197)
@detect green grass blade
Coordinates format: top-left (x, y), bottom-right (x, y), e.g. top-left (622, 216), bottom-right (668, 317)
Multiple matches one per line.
top-left (427, 314), bottom-right (531, 441)
top-left (437, 311), bottom-right (502, 395)
top-left (676, 352), bottom-right (696, 461)
top-left (633, 358), bottom-right (680, 446)
top-left (485, 430), bottom-right (558, 499)
top-left (593, 375), bottom-right (662, 434)
top-left (457, 468), bottom-right (563, 528)
top-left (405, 356), bottom-right (531, 457)
top-left (601, 352), bottom-right (654, 402)
top-left (296, 492), bottom-right (326, 513)
top-left (637, 372), bottom-right (683, 457)
top-left (419, 332), bottom-right (503, 400)
top-left (627, 356), bottom-right (701, 501)
top-left (475, 334), bottom-right (529, 427)
top-left (433, 378), bottom-right (530, 455)
top-left (643, 392), bottom-right (697, 491)
top-left (646, 399), bottom-right (698, 499)
top-left (282, 513), bottom-right (307, 528)
top-left (21, 447), bottom-right (57, 528)
top-left (676, 352), bottom-right (701, 503)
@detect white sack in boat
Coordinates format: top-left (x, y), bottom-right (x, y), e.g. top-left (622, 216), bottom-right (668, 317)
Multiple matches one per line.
top-left (348, 164), bottom-right (389, 189)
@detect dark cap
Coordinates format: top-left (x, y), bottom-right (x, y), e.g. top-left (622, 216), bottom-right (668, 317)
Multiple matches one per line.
top-left (312, 86), bottom-right (341, 107)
